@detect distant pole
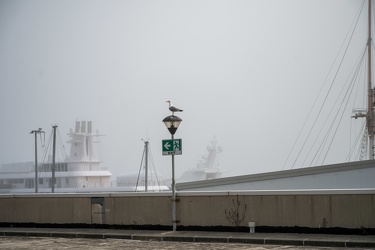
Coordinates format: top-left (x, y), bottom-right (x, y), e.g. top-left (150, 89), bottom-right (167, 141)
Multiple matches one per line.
top-left (52, 125), bottom-right (57, 193)
top-left (145, 140), bottom-right (149, 192)
top-left (30, 128), bottom-right (45, 193)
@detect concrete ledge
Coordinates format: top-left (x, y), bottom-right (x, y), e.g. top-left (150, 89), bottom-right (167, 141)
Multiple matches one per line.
top-left (303, 239), bottom-right (345, 248)
top-left (25, 232), bottom-right (52, 238)
top-left (0, 227), bottom-right (374, 248)
top-left (264, 238), bottom-right (304, 246)
top-left (345, 241), bottom-right (375, 248)
top-left (131, 234), bottom-right (161, 241)
top-left (228, 237), bottom-right (265, 245)
top-left (76, 233), bottom-right (105, 239)
top-left (161, 235), bottom-right (196, 242)
top-left (50, 232), bottom-right (80, 238)
top-left (193, 236), bottom-right (228, 243)
top-left (104, 233), bottom-right (132, 240)
top-left (4, 231), bottom-right (28, 237)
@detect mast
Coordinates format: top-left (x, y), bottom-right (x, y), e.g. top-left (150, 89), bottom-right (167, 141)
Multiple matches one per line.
top-left (30, 128), bottom-right (45, 193)
top-left (52, 125), bottom-right (57, 193)
top-left (367, 0), bottom-right (374, 159)
top-left (135, 140), bottom-right (150, 192)
top-left (145, 140), bottom-right (149, 192)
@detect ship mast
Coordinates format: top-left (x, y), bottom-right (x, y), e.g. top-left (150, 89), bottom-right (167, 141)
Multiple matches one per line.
top-left (352, 0), bottom-right (375, 159)
top-left (367, 0), bottom-right (374, 159)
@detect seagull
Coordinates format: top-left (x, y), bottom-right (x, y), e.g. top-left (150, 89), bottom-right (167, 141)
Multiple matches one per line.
top-left (166, 100), bottom-right (183, 115)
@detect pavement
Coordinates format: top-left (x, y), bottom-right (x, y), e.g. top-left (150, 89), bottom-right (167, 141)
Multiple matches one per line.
top-left (0, 227), bottom-right (374, 248)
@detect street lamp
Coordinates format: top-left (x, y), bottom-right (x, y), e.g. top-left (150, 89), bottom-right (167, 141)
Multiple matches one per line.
top-left (30, 128), bottom-right (45, 193)
top-left (162, 115), bottom-right (182, 231)
top-left (162, 115), bottom-right (182, 135)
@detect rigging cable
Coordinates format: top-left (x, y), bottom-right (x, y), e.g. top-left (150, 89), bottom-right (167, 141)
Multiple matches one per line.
top-left (313, 50), bottom-right (364, 165)
top-left (39, 131), bottom-right (45, 148)
top-left (290, 2), bottom-right (364, 169)
top-left (135, 142), bottom-right (146, 192)
top-left (57, 128), bottom-right (69, 162)
top-left (56, 126), bottom-right (75, 184)
top-left (306, 46), bottom-right (367, 166)
top-left (148, 145), bottom-right (162, 191)
top-left (349, 51), bottom-right (367, 159)
top-left (346, 120), bottom-right (366, 161)
top-left (285, 1), bottom-right (365, 169)
top-left (320, 63), bottom-right (361, 165)
top-left (38, 128), bottom-right (53, 180)
top-left (288, 1), bottom-right (365, 169)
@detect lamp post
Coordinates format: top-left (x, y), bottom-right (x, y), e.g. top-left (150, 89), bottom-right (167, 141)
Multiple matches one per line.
top-left (162, 115), bottom-right (182, 231)
top-left (30, 128), bottom-right (45, 193)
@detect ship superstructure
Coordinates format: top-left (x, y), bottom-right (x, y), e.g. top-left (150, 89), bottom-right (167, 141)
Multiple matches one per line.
top-left (0, 121), bottom-right (112, 193)
top-left (179, 138), bottom-right (224, 182)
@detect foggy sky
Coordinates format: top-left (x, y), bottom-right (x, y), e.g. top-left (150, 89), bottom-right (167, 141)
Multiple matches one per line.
top-left (0, 0), bottom-right (367, 180)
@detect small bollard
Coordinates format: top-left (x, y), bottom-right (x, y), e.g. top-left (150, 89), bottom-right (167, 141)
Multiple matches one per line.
top-left (248, 222), bottom-right (256, 233)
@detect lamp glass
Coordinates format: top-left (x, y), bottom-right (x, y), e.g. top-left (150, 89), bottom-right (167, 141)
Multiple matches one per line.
top-left (162, 115), bottom-right (182, 135)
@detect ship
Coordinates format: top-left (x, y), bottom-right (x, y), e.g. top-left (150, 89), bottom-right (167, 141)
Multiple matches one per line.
top-left (0, 121), bottom-right (112, 193)
top-left (178, 138), bottom-right (224, 183)
top-left (0, 121), bottom-right (168, 193)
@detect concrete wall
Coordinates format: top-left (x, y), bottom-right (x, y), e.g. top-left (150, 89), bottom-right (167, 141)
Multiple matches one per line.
top-left (0, 196), bottom-right (92, 224)
top-left (0, 190), bottom-right (373, 230)
top-left (178, 193), bottom-right (375, 229)
top-left (105, 195), bottom-right (172, 225)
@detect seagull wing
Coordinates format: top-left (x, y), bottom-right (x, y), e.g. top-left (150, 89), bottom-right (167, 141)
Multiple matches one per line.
top-left (169, 106), bottom-right (183, 112)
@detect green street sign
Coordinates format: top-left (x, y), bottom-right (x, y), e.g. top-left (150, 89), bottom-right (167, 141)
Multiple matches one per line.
top-left (162, 139), bottom-right (182, 155)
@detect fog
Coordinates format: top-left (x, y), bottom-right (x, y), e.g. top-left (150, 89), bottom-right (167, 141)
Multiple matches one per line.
top-left (0, 0), bottom-right (368, 180)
